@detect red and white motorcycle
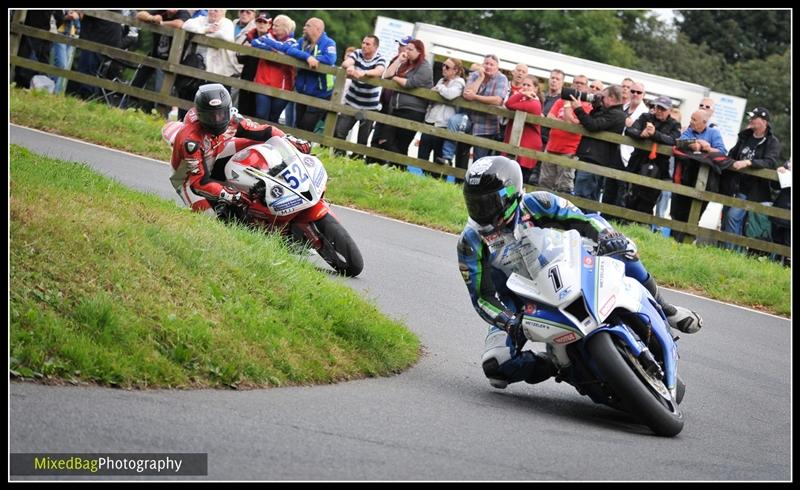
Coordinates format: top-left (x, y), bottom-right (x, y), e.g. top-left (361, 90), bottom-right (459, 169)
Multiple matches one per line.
top-left (163, 123), bottom-right (363, 277)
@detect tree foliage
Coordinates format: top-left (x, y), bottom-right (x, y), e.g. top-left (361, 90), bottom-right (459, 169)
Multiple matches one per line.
top-left (677, 10), bottom-right (791, 64)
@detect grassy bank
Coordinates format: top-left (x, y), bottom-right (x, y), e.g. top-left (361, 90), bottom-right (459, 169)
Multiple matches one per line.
top-left (10, 86), bottom-right (790, 317)
top-left (10, 145), bottom-right (419, 388)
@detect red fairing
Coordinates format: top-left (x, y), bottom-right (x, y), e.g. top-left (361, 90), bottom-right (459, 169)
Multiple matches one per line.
top-left (299, 199), bottom-right (331, 223)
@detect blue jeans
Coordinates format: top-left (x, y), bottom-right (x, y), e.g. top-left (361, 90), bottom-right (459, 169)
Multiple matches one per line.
top-left (50, 42), bottom-right (71, 88)
top-left (655, 191), bottom-right (671, 218)
top-left (441, 113), bottom-right (470, 160)
top-left (255, 94), bottom-right (289, 123)
top-left (472, 132), bottom-right (502, 161)
top-left (574, 169), bottom-right (603, 202)
top-left (71, 50), bottom-right (103, 99)
top-left (722, 192), bottom-right (749, 251)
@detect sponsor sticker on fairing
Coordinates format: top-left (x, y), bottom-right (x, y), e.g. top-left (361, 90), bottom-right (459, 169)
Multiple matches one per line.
top-left (272, 197), bottom-right (303, 212)
top-left (600, 294), bottom-right (616, 316)
top-left (270, 186), bottom-right (284, 198)
top-left (524, 319), bottom-right (552, 331)
top-left (312, 167), bottom-right (325, 188)
top-left (554, 332), bottom-right (578, 344)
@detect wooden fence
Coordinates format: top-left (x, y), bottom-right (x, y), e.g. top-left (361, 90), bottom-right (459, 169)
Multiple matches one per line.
top-left (10, 9), bottom-right (790, 257)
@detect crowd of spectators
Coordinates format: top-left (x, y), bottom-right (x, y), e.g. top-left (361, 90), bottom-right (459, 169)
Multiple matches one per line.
top-left (13, 10), bottom-right (787, 258)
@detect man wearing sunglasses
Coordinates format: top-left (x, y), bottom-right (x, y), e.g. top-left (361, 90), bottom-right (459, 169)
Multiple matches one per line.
top-left (698, 97), bottom-right (718, 128)
top-left (618, 82), bottom-right (649, 206)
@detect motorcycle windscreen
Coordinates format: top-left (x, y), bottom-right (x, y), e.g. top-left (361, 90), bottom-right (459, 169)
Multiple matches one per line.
top-left (263, 137), bottom-right (324, 215)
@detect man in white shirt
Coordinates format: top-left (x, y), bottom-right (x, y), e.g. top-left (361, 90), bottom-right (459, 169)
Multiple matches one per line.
top-left (620, 81), bottom-right (648, 168)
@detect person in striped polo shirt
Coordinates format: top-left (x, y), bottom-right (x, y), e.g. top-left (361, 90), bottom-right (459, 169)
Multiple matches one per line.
top-left (334, 35), bottom-right (387, 147)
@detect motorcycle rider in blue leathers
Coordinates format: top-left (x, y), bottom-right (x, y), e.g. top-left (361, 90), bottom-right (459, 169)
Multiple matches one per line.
top-left (457, 156), bottom-right (702, 389)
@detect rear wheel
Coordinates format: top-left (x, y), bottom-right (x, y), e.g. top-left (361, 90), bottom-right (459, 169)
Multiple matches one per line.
top-left (313, 213), bottom-right (364, 277)
top-left (588, 331), bottom-right (684, 437)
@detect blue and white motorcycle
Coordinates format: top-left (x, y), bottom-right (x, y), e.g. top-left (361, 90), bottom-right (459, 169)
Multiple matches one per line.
top-left (509, 226), bottom-right (685, 437)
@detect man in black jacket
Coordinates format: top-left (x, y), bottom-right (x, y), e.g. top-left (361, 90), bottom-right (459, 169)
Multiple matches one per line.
top-left (720, 107), bottom-right (782, 250)
top-left (623, 95), bottom-right (682, 214)
top-left (65, 11), bottom-right (124, 100)
top-left (570, 85), bottom-right (627, 206)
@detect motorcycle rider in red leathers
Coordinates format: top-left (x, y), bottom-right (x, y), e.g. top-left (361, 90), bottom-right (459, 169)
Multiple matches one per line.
top-left (169, 83), bottom-right (311, 218)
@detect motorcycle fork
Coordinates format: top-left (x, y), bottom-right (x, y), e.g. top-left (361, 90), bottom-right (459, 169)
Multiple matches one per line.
top-left (290, 200), bottom-right (331, 250)
top-left (291, 221), bottom-right (322, 249)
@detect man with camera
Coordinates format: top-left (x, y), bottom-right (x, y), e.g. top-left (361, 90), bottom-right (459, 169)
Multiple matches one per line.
top-left (623, 95), bottom-right (682, 214)
top-left (538, 75), bottom-right (592, 195)
top-left (569, 84), bottom-right (627, 207)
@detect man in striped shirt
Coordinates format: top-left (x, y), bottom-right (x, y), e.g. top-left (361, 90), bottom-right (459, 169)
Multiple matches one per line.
top-left (334, 35), bottom-right (387, 146)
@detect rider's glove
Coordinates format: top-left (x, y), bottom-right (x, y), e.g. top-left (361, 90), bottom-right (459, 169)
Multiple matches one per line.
top-left (504, 315), bottom-right (527, 351)
top-left (596, 229), bottom-right (631, 257)
top-left (286, 135), bottom-right (311, 154)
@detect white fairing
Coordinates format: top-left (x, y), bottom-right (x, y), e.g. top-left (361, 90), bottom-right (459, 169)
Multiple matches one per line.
top-left (224, 136), bottom-right (327, 216)
top-left (505, 227), bottom-right (635, 348)
top-left (506, 227), bottom-right (583, 308)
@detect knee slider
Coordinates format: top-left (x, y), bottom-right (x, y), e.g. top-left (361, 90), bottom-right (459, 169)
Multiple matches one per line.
top-left (482, 358), bottom-right (505, 379)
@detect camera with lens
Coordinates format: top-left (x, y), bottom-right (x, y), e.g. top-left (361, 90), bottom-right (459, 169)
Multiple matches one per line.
top-left (560, 87), bottom-right (597, 103)
top-left (675, 138), bottom-right (698, 153)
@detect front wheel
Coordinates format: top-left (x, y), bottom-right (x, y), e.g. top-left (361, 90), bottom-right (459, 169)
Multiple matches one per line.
top-left (313, 213), bottom-right (364, 277)
top-left (587, 331), bottom-right (684, 437)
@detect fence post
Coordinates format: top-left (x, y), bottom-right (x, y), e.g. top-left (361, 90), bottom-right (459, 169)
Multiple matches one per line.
top-left (160, 29), bottom-right (186, 101)
top-left (684, 165), bottom-right (711, 244)
top-left (9, 10), bottom-right (28, 84)
top-left (509, 110), bottom-right (526, 149)
top-left (323, 70), bottom-right (347, 157)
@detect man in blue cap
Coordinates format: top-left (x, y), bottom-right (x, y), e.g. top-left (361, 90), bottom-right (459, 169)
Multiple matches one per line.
top-left (622, 95), bottom-right (682, 213)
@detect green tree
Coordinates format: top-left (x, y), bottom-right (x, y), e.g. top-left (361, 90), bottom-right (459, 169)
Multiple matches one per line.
top-left (677, 10), bottom-right (791, 64)
top-left (629, 32), bottom-right (731, 90)
top-left (397, 10), bottom-right (636, 66)
top-left (731, 51), bottom-right (791, 160)
top-left (625, 13), bottom-right (790, 159)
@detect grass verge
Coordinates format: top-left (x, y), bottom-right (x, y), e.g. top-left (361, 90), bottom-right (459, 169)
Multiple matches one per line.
top-left (10, 86), bottom-right (790, 317)
top-left (10, 145), bottom-right (419, 388)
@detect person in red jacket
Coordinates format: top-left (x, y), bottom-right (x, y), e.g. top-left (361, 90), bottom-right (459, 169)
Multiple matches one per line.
top-left (502, 75), bottom-right (543, 184)
top-left (249, 14), bottom-right (297, 122)
top-left (169, 83), bottom-right (310, 218)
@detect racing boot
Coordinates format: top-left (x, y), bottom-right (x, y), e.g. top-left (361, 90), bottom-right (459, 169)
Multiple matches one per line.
top-left (524, 352), bottom-right (559, 385)
top-left (481, 350), bottom-right (557, 389)
top-left (642, 275), bottom-right (703, 334)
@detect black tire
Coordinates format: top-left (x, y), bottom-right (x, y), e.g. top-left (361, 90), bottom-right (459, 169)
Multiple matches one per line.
top-left (587, 331), bottom-right (684, 437)
top-left (313, 213), bottom-right (364, 277)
